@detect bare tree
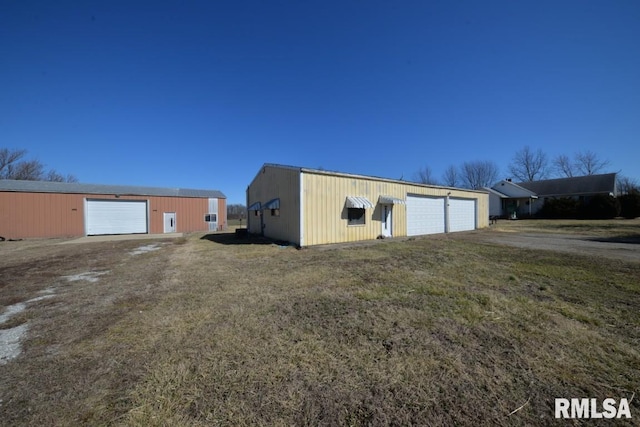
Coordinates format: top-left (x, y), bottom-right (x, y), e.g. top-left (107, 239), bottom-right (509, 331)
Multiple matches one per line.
top-left (12, 160), bottom-right (44, 180)
top-left (617, 175), bottom-right (639, 195)
top-left (575, 150), bottom-right (610, 175)
top-left (508, 146), bottom-right (549, 182)
top-left (441, 164), bottom-right (460, 187)
top-left (554, 151), bottom-right (610, 177)
top-left (227, 204), bottom-right (247, 220)
top-left (413, 166), bottom-right (438, 185)
top-left (0, 148), bottom-right (27, 179)
top-left (46, 170), bottom-right (78, 183)
top-left (553, 154), bottom-right (575, 177)
top-left (0, 148), bottom-right (77, 182)
top-left (460, 160), bottom-right (500, 190)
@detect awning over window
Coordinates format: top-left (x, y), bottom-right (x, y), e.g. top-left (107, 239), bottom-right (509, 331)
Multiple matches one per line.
top-left (378, 195), bottom-right (406, 205)
top-left (345, 196), bottom-right (374, 209)
top-left (247, 202), bottom-right (261, 211)
top-left (264, 198), bottom-right (280, 209)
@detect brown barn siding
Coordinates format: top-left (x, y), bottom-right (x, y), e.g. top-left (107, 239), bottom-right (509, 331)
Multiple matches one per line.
top-left (147, 196), bottom-right (210, 233)
top-left (0, 192), bottom-right (85, 239)
top-left (218, 198), bottom-right (227, 230)
top-left (0, 191), bottom-right (226, 239)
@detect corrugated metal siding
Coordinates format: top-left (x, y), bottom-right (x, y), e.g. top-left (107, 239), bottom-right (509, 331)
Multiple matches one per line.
top-left (0, 191), bottom-right (226, 239)
top-left (302, 172), bottom-right (489, 246)
top-left (147, 196), bottom-right (210, 234)
top-left (207, 198), bottom-right (218, 231)
top-left (201, 197), bottom-right (226, 231)
top-left (246, 165), bottom-right (300, 243)
top-left (217, 198), bottom-right (226, 230)
top-left (0, 192), bottom-right (85, 239)
top-left (302, 173), bottom-right (410, 246)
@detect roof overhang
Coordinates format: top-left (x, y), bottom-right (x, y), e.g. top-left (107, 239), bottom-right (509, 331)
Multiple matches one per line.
top-left (263, 198), bottom-right (280, 209)
top-left (378, 195), bottom-right (406, 205)
top-left (345, 196), bottom-right (374, 209)
top-left (247, 202), bottom-right (262, 211)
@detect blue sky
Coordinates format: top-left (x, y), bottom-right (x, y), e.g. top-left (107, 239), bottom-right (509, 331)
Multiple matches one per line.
top-left (2, 1), bottom-right (639, 204)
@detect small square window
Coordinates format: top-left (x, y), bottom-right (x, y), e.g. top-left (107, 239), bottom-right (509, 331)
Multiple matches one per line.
top-left (347, 208), bottom-right (365, 225)
top-left (271, 208), bottom-right (280, 216)
top-left (204, 213), bottom-right (217, 222)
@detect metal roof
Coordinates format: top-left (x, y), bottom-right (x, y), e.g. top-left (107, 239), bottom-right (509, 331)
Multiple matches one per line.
top-left (0, 179), bottom-right (226, 199)
top-left (257, 163), bottom-right (488, 194)
top-left (517, 173), bottom-right (617, 197)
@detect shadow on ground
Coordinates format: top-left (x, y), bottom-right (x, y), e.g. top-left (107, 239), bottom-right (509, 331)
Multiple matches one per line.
top-left (200, 232), bottom-right (288, 246)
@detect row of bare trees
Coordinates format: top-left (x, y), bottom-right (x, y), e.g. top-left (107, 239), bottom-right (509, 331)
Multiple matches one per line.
top-left (414, 161), bottom-right (499, 190)
top-left (508, 147), bottom-right (610, 182)
top-left (227, 204), bottom-right (247, 220)
top-left (413, 147), bottom-right (638, 193)
top-left (1, 148), bottom-right (77, 182)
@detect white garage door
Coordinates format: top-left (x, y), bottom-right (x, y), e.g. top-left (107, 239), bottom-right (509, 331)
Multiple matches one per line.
top-left (449, 198), bottom-right (476, 232)
top-left (406, 195), bottom-right (445, 236)
top-left (86, 200), bottom-right (148, 235)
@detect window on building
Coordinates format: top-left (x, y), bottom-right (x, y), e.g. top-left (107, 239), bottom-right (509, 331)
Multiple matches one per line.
top-left (347, 208), bottom-right (366, 225)
top-left (204, 213), bottom-right (217, 223)
top-left (264, 198), bottom-right (280, 216)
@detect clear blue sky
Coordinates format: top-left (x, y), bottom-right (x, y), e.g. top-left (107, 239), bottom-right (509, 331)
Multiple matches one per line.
top-left (2, 1), bottom-right (639, 204)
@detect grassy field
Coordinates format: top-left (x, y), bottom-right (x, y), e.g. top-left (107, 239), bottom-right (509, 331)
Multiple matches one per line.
top-left (0, 221), bottom-right (639, 426)
top-left (227, 218), bottom-right (247, 228)
top-left (492, 218), bottom-right (640, 238)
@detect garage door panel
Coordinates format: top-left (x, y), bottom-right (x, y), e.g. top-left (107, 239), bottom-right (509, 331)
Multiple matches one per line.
top-left (406, 195), bottom-right (445, 236)
top-left (86, 200), bottom-right (148, 235)
top-left (449, 198), bottom-right (476, 232)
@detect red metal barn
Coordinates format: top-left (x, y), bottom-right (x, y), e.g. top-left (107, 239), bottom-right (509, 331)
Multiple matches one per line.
top-left (0, 180), bottom-right (226, 239)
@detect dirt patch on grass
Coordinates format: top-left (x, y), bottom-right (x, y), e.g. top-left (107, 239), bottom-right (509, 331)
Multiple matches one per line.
top-left (0, 237), bottom-right (183, 424)
top-left (1, 230), bottom-right (639, 425)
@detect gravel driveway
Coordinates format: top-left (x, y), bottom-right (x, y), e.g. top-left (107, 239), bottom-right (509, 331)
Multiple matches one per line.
top-left (479, 231), bottom-right (640, 262)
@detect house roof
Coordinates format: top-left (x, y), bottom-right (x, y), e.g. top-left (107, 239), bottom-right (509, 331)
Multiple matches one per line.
top-left (0, 179), bottom-right (226, 199)
top-left (517, 173), bottom-right (617, 197)
top-left (484, 187), bottom-right (509, 198)
top-left (489, 180), bottom-right (538, 198)
top-left (258, 163), bottom-right (488, 194)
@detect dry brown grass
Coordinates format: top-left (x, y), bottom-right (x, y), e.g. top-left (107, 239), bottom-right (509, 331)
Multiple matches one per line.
top-left (1, 225), bottom-right (639, 426)
top-left (492, 217), bottom-right (640, 237)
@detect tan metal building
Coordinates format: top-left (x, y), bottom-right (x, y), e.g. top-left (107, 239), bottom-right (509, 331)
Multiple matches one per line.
top-left (0, 180), bottom-right (226, 239)
top-left (247, 164), bottom-right (489, 247)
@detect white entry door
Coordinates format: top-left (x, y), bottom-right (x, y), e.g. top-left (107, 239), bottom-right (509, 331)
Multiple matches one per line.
top-left (163, 212), bottom-right (176, 233)
top-left (381, 204), bottom-right (392, 237)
